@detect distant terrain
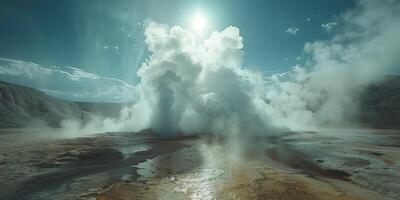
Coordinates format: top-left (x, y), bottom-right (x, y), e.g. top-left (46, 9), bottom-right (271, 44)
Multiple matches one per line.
top-left (75, 101), bottom-right (133, 119)
top-left (361, 75), bottom-right (400, 128)
top-left (0, 81), bottom-right (133, 128)
top-left (0, 81), bottom-right (82, 128)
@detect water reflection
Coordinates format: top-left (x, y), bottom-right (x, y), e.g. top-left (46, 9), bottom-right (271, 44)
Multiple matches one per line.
top-left (185, 144), bottom-right (225, 200)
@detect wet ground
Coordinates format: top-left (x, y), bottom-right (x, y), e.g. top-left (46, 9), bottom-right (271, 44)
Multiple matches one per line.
top-left (0, 129), bottom-right (399, 200)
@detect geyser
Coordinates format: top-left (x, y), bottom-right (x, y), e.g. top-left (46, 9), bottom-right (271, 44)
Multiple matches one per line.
top-left (137, 23), bottom-right (277, 135)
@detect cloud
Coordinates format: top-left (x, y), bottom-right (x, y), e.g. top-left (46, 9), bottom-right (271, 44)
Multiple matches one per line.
top-left (0, 58), bottom-right (137, 102)
top-left (306, 18), bottom-right (311, 22)
top-left (286, 27), bottom-right (299, 35)
top-left (266, 0), bottom-right (400, 128)
top-left (120, 22), bottom-right (281, 136)
top-left (321, 22), bottom-right (338, 31)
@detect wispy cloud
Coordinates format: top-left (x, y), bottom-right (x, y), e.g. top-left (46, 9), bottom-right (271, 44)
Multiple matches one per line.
top-left (0, 58), bottom-right (137, 102)
top-left (286, 27), bottom-right (299, 35)
top-left (321, 22), bottom-right (338, 31)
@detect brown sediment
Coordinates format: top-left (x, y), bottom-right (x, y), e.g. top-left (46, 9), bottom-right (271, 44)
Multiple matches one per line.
top-left (382, 159), bottom-right (395, 165)
top-left (0, 133), bottom-right (192, 200)
top-left (96, 166), bottom-right (367, 200)
top-left (96, 141), bottom-right (374, 200)
top-left (217, 171), bottom-right (364, 200)
top-left (1, 131), bottom-right (397, 200)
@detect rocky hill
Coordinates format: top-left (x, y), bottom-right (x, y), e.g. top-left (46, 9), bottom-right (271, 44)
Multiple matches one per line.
top-left (0, 81), bottom-right (83, 128)
top-left (360, 75), bottom-right (400, 128)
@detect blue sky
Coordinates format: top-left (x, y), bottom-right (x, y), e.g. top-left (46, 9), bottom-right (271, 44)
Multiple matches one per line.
top-left (0, 0), bottom-right (356, 78)
top-left (0, 0), bottom-right (390, 102)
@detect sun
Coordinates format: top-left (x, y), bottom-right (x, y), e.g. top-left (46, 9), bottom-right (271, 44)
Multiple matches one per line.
top-left (192, 12), bottom-right (207, 32)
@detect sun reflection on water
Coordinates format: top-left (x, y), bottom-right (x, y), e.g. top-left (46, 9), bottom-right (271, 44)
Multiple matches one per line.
top-left (172, 143), bottom-right (236, 200)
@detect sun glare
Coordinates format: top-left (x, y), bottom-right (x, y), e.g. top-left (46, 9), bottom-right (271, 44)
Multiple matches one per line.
top-left (192, 12), bottom-right (207, 32)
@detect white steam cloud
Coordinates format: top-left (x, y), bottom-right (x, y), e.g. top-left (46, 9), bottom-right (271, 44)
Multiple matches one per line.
top-left (134, 23), bottom-right (281, 135)
top-left (321, 22), bottom-right (338, 31)
top-left (74, 0), bottom-right (400, 136)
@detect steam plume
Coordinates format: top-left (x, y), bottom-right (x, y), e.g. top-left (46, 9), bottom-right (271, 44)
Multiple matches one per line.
top-left (70, 0), bottom-right (400, 136)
